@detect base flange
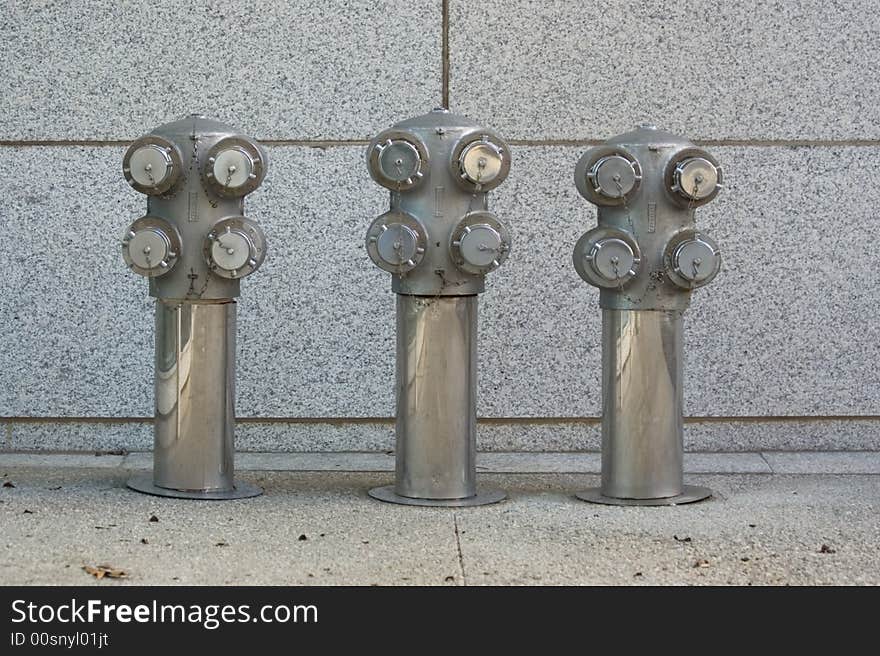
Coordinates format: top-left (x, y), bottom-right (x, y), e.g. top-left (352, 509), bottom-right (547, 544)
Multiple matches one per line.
top-left (576, 484), bottom-right (712, 506)
top-left (127, 474), bottom-right (263, 500)
top-left (368, 485), bottom-right (506, 507)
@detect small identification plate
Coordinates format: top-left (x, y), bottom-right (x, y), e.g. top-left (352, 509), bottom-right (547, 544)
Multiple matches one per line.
top-left (188, 191), bottom-right (198, 222)
top-left (434, 186), bottom-right (444, 217)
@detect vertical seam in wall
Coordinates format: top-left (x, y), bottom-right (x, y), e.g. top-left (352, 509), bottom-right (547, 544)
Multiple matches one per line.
top-left (442, 0), bottom-right (450, 107)
top-left (4, 423), bottom-right (11, 449)
top-left (759, 452), bottom-right (774, 474)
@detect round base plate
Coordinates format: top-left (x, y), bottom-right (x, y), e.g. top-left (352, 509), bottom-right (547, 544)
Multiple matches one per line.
top-left (127, 474), bottom-right (263, 500)
top-left (368, 485), bottom-right (506, 507)
top-left (576, 485), bottom-right (712, 506)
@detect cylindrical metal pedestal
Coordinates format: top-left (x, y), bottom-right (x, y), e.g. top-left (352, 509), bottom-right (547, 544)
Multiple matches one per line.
top-left (576, 309), bottom-right (711, 506)
top-left (127, 299), bottom-right (261, 500)
top-left (369, 295), bottom-right (505, 507)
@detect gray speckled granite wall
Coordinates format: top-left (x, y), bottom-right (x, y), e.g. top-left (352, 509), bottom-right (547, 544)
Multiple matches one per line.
top-left (0, 1), bottom-right (440, 140)
top-left (449, 0), bottom-right (880, 140)
top-left (0, 2), bottom-right (876, 452)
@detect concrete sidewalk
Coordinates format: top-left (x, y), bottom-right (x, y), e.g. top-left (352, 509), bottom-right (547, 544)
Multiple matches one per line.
top-left (0, 452), bottom-right (878, 586)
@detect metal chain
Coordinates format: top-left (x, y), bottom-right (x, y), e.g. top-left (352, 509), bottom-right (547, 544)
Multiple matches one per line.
top-left (618, 179), bottom-right (638, 296)
top-left (687, 178), bottom-right (699, 213)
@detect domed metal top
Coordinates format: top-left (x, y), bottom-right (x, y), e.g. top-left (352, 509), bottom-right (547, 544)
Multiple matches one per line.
top-left (606, 124), bottom-right (694, 148)
top-left (393, 108), bottom-right (482, 132)
top-left (151, 114), bottom-right (240, 139)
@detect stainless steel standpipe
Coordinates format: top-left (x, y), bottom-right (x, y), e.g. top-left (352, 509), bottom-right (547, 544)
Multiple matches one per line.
top-left (572, 125), bottom-right (723, 506)
top-left (365, 108), bottom-right (512, 507)
top-left (121, 114), bottom-right (268, 500)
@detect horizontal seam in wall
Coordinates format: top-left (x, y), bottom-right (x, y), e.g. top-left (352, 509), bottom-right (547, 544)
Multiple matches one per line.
top-left (1, 139), bottom-right (879, 148)
top-left (2, 415), bottom-right (879, 424)
top-left (0, 140), bottom-right (371, 148)
top-left (509, 139), bottom-right (880, 147)
top-left (0, 449), bottom-right (877, 456)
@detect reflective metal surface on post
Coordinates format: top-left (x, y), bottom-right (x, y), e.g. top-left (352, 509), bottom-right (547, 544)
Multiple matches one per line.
top-left (156, 300), bottom-right (232, 492)
top-left (127, 300), bottom-right (260, 500)
top-left (575, 309), bottom-right (707, 504)
top-left (396, 295), bottom-right (477, 499)
top-left (368, 295), bottom-right (505, 507)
